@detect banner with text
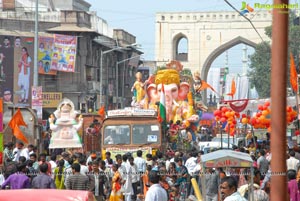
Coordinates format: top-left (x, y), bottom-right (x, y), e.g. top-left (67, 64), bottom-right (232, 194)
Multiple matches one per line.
top-left (52, 34), bottom-right (77, 72)
top-left (32, 86), bottom-right (43, 120)
top-left (42, 92), bottom-right (62, 108)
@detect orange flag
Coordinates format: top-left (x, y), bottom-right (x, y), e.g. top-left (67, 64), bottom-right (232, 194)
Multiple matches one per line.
top-left (227, 78), bottom-right (236, 98)
top-left (198, 80), bottom-right (217, 93)
top-left (13, 124), bottom-right (28, 144)
top-left (8, 109), bottom-right (28, 143)
top-left (8, 109), bottom-right (27, 128)
top-left (290, 53), bottom-right (298, 92)
top-left (98, 106), bottom-right (105, 120)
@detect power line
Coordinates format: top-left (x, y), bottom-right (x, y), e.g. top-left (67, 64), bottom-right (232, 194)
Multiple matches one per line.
top-left (224, 0), bottom-right (265, 43)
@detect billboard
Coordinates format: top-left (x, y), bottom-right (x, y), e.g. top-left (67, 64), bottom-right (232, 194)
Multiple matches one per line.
top-left (52, 34), bottom-right (77, 72)
top-left (0, 33), bottom-right (77, 108)
top-left (38, 36), bottom-right (57, 75)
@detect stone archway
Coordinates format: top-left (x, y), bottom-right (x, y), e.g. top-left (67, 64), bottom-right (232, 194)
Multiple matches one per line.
top-left (201, 36), bottom-right (257, 103)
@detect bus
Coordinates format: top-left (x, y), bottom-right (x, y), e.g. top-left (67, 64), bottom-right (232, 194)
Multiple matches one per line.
top-left (101, 108), bottom-right (164, 159)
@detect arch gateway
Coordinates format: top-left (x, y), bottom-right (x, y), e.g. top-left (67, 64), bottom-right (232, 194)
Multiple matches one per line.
top-left (155, 10), bottom-right (272, 81)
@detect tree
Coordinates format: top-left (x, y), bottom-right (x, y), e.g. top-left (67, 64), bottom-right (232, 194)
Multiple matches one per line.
top-left (248, 12), bottom-right (300, 98)
top-left (248, 42), bottom-right (271, 98)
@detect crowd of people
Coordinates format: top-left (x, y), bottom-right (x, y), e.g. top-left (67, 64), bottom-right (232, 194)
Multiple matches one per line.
top-left (0, 129), bottom-right (299, 201)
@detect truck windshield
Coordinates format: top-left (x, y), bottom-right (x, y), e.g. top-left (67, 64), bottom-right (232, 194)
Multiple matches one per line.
top-left (103, 125), bottom-right (131, 145)
top-left (132, 124), bottom-right (160, 145)
top-left (103, 124), bottom-right (161, 145)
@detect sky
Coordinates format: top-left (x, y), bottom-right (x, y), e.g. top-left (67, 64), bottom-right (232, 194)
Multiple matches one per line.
top-left (85, 0), bottom-right (275, 73)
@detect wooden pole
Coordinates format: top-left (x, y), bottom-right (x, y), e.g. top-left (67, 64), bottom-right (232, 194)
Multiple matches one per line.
top-left (270, 0), bottom-right (288, 200)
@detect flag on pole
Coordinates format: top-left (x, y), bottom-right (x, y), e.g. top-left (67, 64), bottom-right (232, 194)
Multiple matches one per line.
top-left (290, 53), bottom-right (298, 92)
top-left (98, 105), bottom-right (105, 120)
top-left (227, 78), bottom-right (236, 99)
top-left (158, 83), bottom-right (167, 125)
top-left (8, 108), bottom-right (28, 144)
top-left (198, 80), bottom-right (217, 93)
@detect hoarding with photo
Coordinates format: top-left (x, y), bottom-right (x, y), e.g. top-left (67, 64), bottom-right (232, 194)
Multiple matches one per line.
top-left (53, 34), bottom-right (77, 72)
top-left (38, 36), bottom-right (57, 75)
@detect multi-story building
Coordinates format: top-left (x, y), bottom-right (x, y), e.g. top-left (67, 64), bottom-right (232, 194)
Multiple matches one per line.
top-left (0, 0), bottom-right (143, 117)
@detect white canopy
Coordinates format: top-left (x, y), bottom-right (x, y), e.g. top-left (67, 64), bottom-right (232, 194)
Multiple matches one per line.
top-left (201, 149), bottom-right (253, 168)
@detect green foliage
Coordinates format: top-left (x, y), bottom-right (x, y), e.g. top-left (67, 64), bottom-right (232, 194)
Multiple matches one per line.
top-left (248, 42), bottom-right (271, 98)
top-left (248, 12), bottom-right (300, 98)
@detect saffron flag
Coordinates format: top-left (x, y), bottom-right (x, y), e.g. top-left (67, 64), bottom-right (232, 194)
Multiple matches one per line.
top-left (290, 53), bottom-right (298, 92)
top-left (227, 78), bottom-right (236, 98)
top-left (158, 83), bottom-right (167, 124)
top-left (12, 125), bottom-right (28, 144)
top-left (8, 109), bottom-right (28, 144)
top-left (98, 105), bottom-right (105, 120)
top-left (198, 80), bottom-right (217, 93)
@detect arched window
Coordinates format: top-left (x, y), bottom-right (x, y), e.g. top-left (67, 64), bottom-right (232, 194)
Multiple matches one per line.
top-left (173, 34), bottom-right (188, 61)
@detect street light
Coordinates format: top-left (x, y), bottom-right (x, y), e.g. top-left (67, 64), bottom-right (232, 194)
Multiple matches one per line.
top-left (116, 54), bottom-right (142, 108)
top-left (99, 44), bottom-right (139, 108)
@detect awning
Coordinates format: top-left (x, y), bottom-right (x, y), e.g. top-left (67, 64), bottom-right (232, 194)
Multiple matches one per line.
top-left (47, 24), bottom-right (99, 34)
top-left (201, 149), bottom-right (253, 168)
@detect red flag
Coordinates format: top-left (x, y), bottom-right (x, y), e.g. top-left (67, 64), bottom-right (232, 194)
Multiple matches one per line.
top-left (227, 78), bottom-right (236, 98)
top-left (8, 109), bottom-right (28, 143)
top-left (290, 53), bottom-right (298, 92)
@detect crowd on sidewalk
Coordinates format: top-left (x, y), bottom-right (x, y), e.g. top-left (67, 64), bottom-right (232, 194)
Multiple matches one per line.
top-left (0, 130), bottom-right (299, 201)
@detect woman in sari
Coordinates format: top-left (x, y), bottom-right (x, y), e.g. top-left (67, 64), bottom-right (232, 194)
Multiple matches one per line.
top-left (54, 159), bottom-right (65, 189)
top-left (109, 164), bottom-right (123, 201)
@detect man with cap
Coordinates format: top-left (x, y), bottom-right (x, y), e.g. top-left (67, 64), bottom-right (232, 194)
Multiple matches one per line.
top-left (86, 151), bottom-right (97, 166)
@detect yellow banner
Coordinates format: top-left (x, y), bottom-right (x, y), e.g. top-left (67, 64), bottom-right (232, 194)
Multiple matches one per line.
top-left (42, 92), bottom-right (62, 108)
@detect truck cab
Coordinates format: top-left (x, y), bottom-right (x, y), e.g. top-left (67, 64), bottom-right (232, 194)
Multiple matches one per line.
top-left (101, 108), bottom-right (163, 159)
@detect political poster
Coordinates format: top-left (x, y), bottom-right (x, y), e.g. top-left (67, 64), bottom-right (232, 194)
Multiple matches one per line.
top-left (53, 34), bottom-right (77, 72)
top-left (38, 36), bottom-right (57, 75)
top-left (32, 86), bottom-right (43, 120)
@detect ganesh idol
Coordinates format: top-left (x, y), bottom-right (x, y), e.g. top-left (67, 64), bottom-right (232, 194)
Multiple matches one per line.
top-left (48, 98), bottom-right (83, 148)
top-left (147, 68), bottom-right (199, 125)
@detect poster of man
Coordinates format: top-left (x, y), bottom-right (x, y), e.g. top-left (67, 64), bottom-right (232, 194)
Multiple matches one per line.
top-left (3, 88), bottom-right (12, 103)
top-left (0, 35), bottom-right (14, 103)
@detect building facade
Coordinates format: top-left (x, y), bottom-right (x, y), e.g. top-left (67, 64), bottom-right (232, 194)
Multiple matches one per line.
top-left (0, 0), bottom-right (142, 118)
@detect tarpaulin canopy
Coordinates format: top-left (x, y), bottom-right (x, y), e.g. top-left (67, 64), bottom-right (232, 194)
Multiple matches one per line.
top-left (201, 149), bottom-right (253, 168)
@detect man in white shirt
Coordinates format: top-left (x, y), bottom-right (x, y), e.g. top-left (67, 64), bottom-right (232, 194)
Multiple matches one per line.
top-left (287, 150), bottom-right (300, 171)
top-left (145, 170), bottom-right (168, 201)
top-left (49, 155), bottom-right (57, 179)
top-left (20, 144), bottom-right (34, 160)
top-left (12, 142), bottom-right (24, 162)
top-left (134, 150), bottom-right (146, 194)
top-left (185, 152), bottom-right (197, 175)
top-left (220, 176), bottom-right (247, 201)
top-left (79, 157), bottom-right (89, 175)
top-left (123, 155), bottom-right (133, 201)
top-left (129, 156), bottom-right (139, 200)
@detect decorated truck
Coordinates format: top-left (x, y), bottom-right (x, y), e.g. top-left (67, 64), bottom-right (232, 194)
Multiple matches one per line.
top-left (101, 108), bottom-right (164, 159)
